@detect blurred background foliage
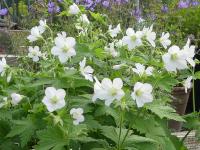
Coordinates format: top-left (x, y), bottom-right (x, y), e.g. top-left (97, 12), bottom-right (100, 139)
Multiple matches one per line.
top-left (0, 0), bottom-right (200, 53)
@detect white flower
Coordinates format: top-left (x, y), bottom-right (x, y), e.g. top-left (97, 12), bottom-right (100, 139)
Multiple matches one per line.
top-left (131, 82), bottom-right (153, 108)
top-left (28, 46), bottom-right (42, 62)
top-left (132, 63), bottom-right (154, 77)
top-left (159, 32), bottom-right (171, 49)
top-left (183, 76), bottom-right (193, 93)
top-left (51, 32), bottom-right (76, 63)
top-left (70, 108), bottom-right (84, 125)
top-left (79, 57), bottom-right (94, 82)
top-left (105, 42), bottom-right (119, 57)
top-left (78, 14), bottom-right (90, 25)
top-left (38, 19), bottom-right (47, 33)
top-left (27, 26), bottom-right (44, 42)
top-left (183, 39), bottom-right (195, 67)
top-left (69, 3), bottom-right (80, 15)
top-left (122, 28), bottom-right (143, 50)
top-left (0, 58), bottom-right (8, 76)
top-left (113, 63), bottom-right (126, 70)
top-left (142, 25), bottom-right (156, 47)
top-left (0, 97), bottom-right (8, 108)
top-left (108, 24), bottom-right (121, 38)
top-left (162, 45), bottom-right (188, 72)
top-left (42, 87), bottom-right (66, 112)
top-left (11, 93), bottom-right (23, 106)
top-left (92, 77), bottom-right (125, 106)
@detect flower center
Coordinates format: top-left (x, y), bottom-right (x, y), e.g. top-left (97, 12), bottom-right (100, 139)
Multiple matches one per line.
top-left (171, 53), bottom-right (178, 60)
top-left (73, 112), bottom-right (81, 118)
top-left (131, 35), bottom-right (137, 41)
top-left (110, 88), bottom-right (117, 96)
top-left (135, 89), bottom-right (143, 96)
top-left (62, 45), bottom-right (70, 52)
top-left (50, 96), bottom-right (59, 104)
top-left (32, 51), bottom-right (37, 56)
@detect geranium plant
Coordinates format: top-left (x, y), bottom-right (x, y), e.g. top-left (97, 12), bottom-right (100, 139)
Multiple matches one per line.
top-left (0, 2), bottom-right (199, 150)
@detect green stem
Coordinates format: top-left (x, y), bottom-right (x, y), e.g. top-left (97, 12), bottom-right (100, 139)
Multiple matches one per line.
top-left (117, 109), bottom-right (123, 150)
top-left (120, 126), bottom-right (131, 147)
top-left (181, 130), bottom-right (191, 143)
top-left (192, 68), bottom-right (196, 112)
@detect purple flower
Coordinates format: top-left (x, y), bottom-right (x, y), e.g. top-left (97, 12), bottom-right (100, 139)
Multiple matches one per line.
top-left (0, 8), bottom-right (8, 16)
top-left (178, 1), bottom-right (189, 8)
top-left (102, 1), bottom-right (110, 8)
top-left (47, 1), bottom-right (60, 14)
top-left (191, 1), bottom-right (199, 6)
top-left (161, 4), bottom-right (168, 13)
top-left (95, 0), bottom-right (101, 3)
top-left (57, 0), bottom-right (63, 3)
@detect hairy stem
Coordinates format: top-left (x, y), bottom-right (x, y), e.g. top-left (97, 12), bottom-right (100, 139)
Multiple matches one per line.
top-left (117, 109), bottom-right (123, 150)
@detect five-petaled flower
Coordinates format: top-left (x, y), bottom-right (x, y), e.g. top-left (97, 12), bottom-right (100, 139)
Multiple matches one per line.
top-left (122, 28), bottom-right (143, 50)
top-left (27, 26), bottom-right (44, 42)
top-left (159, 32), bottom-right (171, 49)
top-left (131, 82), bottom-right (153, 108)
top-left (132, 63), bottom-right (154, 77)
top-left (28, 46), bottom-right (42, 62)
top-left (79, 57), bottom-right (94, 82)
top-left (70, 108), bottom-right (84, 125)
top-left (108, 24), bottom-right (121, 38)
top-left (142, 25), bottom-right (156, 47)
top-left (51, 32), bottom-right (76, 63)
top-left (182, 39), bottom-right (195, 67)
top-left (69, 3), bottom-right (80, 15)
top-left (78, 14), bottom-right (90, 25)
top-left (92, 77), bottom-right (125, 106)
top-left (42, 87), bottom-right (66, 112)
top-left (11, 93), bottom-right (23, 106)
top-left (162, 45), bottom-right (188, 72)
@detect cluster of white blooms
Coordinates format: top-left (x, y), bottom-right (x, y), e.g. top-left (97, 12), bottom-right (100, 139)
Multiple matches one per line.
top-left (27, 20), bottom-right (47, 42)
top-left (162, 39), bottom-right (195, 72)
top-left (121, 25), bottom-right (157, 50)
top-left (41, 87), bottom-right (85, 125)
top-left (51, 32), bottom-right (76, 63)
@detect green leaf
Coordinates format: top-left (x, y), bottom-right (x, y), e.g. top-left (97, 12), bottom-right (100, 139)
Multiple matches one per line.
top-left (146, 104), bottom-right (185, 122)
top-left (100, 126), bottom-right (118, 143)
top-left (35, 126), bottom-right (68, 150)
top-left (7, 119), bottom-right (36, 147)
